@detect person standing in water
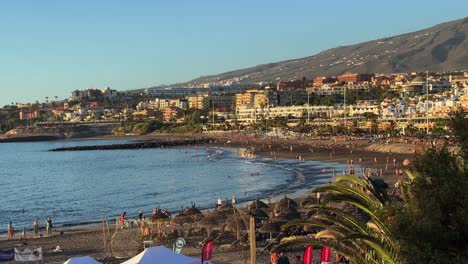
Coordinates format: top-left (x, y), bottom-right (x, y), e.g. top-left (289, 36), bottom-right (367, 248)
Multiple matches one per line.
top-left (33, 218), bottom-right (39, 237)
top-left (7, 222), bottom-right (14, 240)
top-left (138, 211), bottom-right (143, 221)
top-left (45, 218), bottom-right (53, 236)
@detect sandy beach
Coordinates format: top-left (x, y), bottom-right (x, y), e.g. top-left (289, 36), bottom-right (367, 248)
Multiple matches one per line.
top-left (0, 133), bottom-right (415, 263)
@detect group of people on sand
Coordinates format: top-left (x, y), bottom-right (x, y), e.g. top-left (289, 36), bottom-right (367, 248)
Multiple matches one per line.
top-left (152, 206), bottom-right (171, 218)
top-left (6, 217), bottom-right (53, 240)
top-left (216, 195), bottom-right (237, 208)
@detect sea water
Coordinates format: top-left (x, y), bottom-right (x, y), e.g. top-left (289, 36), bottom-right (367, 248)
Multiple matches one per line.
top-left (0, 139), bottom-right (346, 233)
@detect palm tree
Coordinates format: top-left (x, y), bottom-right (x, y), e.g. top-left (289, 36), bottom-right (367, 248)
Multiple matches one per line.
top-left (274, 175), bottom-right (402, 264)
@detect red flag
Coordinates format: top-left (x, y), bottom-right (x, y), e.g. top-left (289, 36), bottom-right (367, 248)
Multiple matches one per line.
top-left (303, 245), bottom-right (313, 264)
top-left (320, 247), bottom-right (332, 264)
top-left (201, 240), bottom-right (214, 264)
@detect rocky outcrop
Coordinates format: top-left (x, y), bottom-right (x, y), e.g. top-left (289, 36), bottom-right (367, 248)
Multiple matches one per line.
top-left (0, 123), bottom-right (115, 143)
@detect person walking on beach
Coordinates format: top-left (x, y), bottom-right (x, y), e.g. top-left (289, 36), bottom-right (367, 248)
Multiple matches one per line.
top-left (120, 212), bottom-right (126, 228)
top-left (138, 210), bottom-right (143, 221)
top-left (7, 222), bottom-right (14, 240)
top-left (45, 218), bottom-right (53, 236)
top-left (231, 195), bottom-right (236, 205)
top-left (33, 218), bottom-right (39, 237)
top-left (217, 197), bottom-right (222, 208)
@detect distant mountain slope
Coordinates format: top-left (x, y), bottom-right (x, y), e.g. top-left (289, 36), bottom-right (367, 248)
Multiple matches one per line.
top-left (182, 17), bottom-right (467, 86)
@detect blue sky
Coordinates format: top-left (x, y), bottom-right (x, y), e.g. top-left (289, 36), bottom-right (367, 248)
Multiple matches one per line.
top-left (0, 0), bottom-right (467, 106)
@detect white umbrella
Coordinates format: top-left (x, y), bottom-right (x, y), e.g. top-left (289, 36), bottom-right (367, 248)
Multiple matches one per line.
top-left (122, 246), bottom-right (199, 264)
top-left (63, 256), bottom-right (102, 264)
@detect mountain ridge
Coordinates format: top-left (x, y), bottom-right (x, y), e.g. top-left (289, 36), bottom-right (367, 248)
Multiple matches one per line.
top-left (153, 17), bottom-right (468, 89)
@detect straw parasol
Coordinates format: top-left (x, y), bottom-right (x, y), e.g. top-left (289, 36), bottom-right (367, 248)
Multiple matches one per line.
top-left (300, 195), bottom-right (318, 207)
top-left (258, 222), bottom-right (281, 234)
top-left (224, 218), bottom-right (248, 233)
top-left (199, 211), bottom-right (229, 227)
top-left (258, 222), bottom-right (282, 241)
top-left (212, 207), bottom-right (234, 218)
top-left (271, 214), bottom-right (293, 224)
top-left (249, 199), bottom-right (269, 210)
top-left (184, 207), bottom-right (202, 216)
top-left (198, 213), bottom-right (227, 237)
top-left (172, 213), bottom-right (196, 226)
top-left (198, 216), bottom-right (220, 227)
top-left (305, 208), bottom-right (326, 218)
top-left (149, 213), bottom-right (170, 221)
top-left (276, 207), bottom-right (300, 219)
top-left (276, 195), bottom-right (298, 209)
top-left (250, 208), bottom-right (269, 220)
top-left (218, 204), bottom-right (233, 211)
top-left (240, 214), bottom-right (262, 228)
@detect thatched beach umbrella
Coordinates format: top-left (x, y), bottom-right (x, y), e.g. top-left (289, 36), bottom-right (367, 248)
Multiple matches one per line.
top-left (317, 192), bottom-right (331, 202)
top-left (305, 208), bottom-right (326, 218)
top-left (199, 213), bottom-right (226, 237)
top-left (258, 222), bottom-right (282, 240)
top-left (149, 213), bottom-right (170, 221)
top-left (249, 199), bottom-right (269, 210)
top-left (342, 202), bottom-right (356, 215)
top-left (171, 213), bottom-right (196, 226)
top-left (218, 204), bottom-right (233, 211)
top-left (271, 214), bottom-right (293, 224)
top-left (185, 207), bottom-right (203, 216)
top-left (300, 195), bottom-right (318, 207)
top-left (275, 195), bottom-right (298, 209)
top-left (274, 207), bottom-right (301, 219)
top-left (200, 211), bottom-right (230, 226)
top-left (240, 214), bottom-right (262, 228)
top-left (211, 207), bottom-right (234, 219)
top-left (224, 218), bottom-right (248, 233)
top-left (259, 222), bottom-right (281, 233)
top-left (250, 208), bottom-right (269, 220)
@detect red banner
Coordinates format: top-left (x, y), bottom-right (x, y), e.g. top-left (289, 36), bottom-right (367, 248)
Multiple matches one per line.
top-left (201, 240), bottom-right (214, 264)
top-left (320, 247), bottom-right (332, 264)
top-left (303, 245), bottom-right (313, 264)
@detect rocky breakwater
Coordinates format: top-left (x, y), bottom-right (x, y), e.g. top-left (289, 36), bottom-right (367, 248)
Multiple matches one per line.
top-left (49, 138), bottom-right (212, 151)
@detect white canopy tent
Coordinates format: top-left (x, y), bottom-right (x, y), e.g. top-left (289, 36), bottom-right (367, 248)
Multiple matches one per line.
top-left (122, 246), bottom-right (199, 264)
top-left (63, 256), bottom-right (102, 264)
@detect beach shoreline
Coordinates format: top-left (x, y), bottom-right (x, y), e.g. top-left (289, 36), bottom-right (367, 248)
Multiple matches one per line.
top-left (1, 132), bottom-right (413, 234)
top-left (0, 133), bottom-right (414, 263)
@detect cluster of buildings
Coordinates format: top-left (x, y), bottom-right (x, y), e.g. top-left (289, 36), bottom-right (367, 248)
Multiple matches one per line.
top-left (3, 70), bottom-right (468, 133)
